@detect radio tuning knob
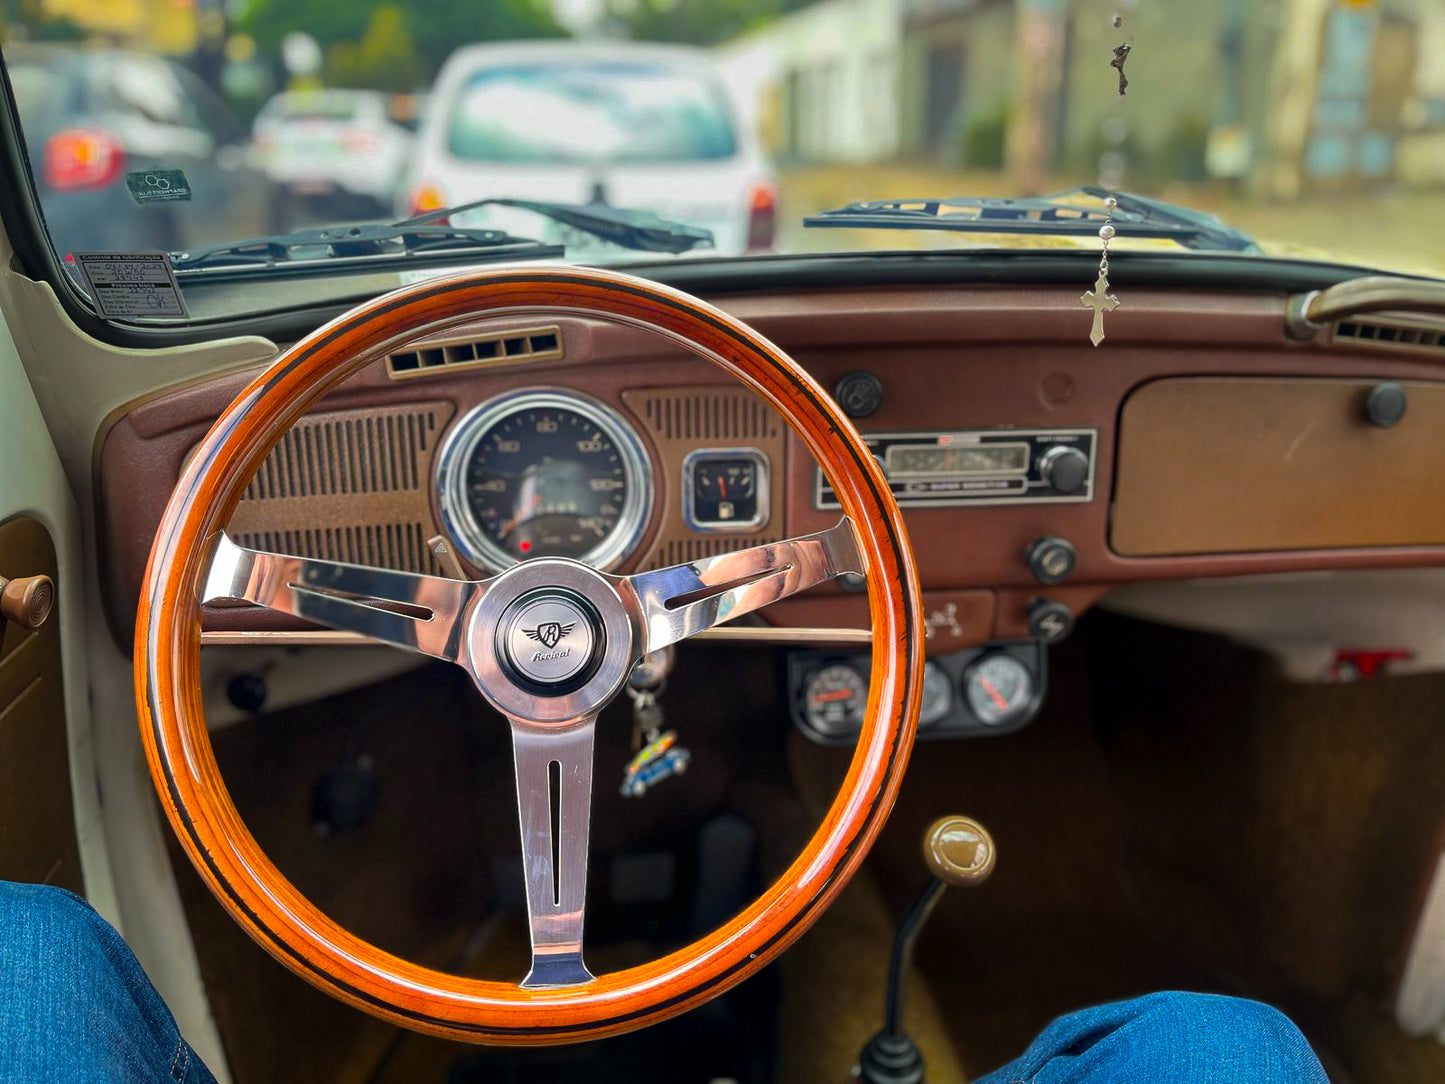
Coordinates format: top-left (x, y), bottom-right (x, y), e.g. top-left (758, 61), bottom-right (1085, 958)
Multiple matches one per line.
top-left (1038, 445), bottom-right (1090, 495)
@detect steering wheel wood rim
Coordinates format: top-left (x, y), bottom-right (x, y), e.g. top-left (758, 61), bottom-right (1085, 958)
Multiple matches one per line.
top-left (136, 266), bottom-right (923, 1043)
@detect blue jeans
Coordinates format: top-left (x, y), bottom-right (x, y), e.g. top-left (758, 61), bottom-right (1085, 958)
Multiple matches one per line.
top-left (0, 882), bottom-right (216, 1084)
top-left (974, 989), bottom-right (1329, 1083)
top-left (0, 882), bottom-right (1326, 1083)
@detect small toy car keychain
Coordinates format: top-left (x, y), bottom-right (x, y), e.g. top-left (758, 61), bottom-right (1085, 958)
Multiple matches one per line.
top-left (620, 646), bottom-right (691, 797)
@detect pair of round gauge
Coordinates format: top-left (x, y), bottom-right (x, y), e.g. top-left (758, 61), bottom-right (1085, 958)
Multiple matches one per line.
top-left (802, 653), bottom-right (1035, 736)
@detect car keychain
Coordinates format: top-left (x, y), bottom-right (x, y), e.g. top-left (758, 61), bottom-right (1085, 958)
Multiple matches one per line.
top-left (620, 648), bottom-right (691, 797)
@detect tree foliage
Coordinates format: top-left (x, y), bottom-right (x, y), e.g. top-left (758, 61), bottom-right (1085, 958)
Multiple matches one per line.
top-left (238, 0), bottom-right (562, 83)
top-left (605, 0), bottom-right (813, 45)
top-left (326, 7), bottom-right (426, 92)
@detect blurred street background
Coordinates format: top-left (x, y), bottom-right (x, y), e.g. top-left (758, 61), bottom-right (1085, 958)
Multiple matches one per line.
top-left (1, 0), bottom-right (1442, 274)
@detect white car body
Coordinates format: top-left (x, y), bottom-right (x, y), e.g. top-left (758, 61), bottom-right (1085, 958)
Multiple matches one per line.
top-left (254, 89), bottom-right (413, 208)
top-left (400, 41), bottom-right (776, 257)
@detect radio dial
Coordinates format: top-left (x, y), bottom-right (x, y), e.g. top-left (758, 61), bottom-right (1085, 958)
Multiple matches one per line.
top-left (1038, 445), bottom-right (1089, 495)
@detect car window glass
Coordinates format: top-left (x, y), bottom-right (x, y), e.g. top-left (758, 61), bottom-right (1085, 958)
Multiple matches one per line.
top-left (447, 64), bottom-right (738, 164)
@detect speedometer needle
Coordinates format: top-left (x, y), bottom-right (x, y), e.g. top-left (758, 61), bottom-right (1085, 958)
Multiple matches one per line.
top-left (811, 688), bottom-right (854, 704)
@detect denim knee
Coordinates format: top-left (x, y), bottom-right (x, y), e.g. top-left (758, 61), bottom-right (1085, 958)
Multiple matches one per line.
top-left (1124, 992), bottom-right (1326, 1081)
top-left (0, 881), bottom-right (212, 1083)
top-left (0, 882), bottom-right (122, 1001)
top-left (975, 989), bottom-right (1328, 1084)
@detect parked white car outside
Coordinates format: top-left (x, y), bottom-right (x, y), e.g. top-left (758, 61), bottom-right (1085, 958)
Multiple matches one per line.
top-left (400, 41), bottom-right (776, 256)
top-left (253, 89), bottom-right (414, 215)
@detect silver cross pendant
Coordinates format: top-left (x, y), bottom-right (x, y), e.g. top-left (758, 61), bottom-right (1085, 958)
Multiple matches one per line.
top-left (1080, 270), bottom-right (1120, 347)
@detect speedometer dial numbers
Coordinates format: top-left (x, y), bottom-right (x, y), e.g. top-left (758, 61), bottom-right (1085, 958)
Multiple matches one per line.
top-left (437, 391), bottom-right (652, 572)
top-left (465, 408), bottom-right (625, 560)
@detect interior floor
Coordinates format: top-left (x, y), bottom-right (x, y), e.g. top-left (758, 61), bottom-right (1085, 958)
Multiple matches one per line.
top-left (168, 618), bottom-right (1445, 1083)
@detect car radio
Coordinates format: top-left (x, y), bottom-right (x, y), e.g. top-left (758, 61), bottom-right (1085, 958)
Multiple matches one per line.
top-left (815, 427), bottom-right (1097, 509)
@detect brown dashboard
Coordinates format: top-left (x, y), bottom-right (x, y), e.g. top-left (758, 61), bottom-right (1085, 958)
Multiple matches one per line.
top-left (96, 284), bottom-right (1445, 649)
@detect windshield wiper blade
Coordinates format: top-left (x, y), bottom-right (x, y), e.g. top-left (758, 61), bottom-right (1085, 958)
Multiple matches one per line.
top-left (169, 222), bottom-right (564, 274)
top-left (803, 186), bottom-right (1258, 252)
top-left (396, 198), bottom-right (714, 255)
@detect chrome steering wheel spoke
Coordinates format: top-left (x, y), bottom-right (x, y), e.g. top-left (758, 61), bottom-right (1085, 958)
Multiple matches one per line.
top-left (509, 714), bottom-right (597, 988)
top-left (623, 518), bottom-right (865, 654)
top-left (202, 532), bottom-right (485, 662)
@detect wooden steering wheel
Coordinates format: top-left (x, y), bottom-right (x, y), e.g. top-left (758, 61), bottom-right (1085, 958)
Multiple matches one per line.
top-left (135, 267), bottom-right (923, 1044)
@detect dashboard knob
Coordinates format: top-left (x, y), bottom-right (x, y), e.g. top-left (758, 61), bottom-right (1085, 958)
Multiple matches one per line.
top-left (1026, 597), bottom-right (1074, 644)
top-left (834, 370), bottom-right (883, 419)
top-left (1363, 381), bottom-right (1407, 428)
top-left (1024, 536), bottom-right (1076, 585)
top-left (1038, 444), bottom-right (1090, 495)
top-left (0, 574), bottom-right (54, 630)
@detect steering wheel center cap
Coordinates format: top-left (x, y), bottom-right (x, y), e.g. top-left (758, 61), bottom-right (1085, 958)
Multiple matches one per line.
top-left (497, 588), bottom-right (604, 694)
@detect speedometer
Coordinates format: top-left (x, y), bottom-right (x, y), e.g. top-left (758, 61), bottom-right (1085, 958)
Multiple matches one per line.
top-left (437, 390), bottom-right (652, 571)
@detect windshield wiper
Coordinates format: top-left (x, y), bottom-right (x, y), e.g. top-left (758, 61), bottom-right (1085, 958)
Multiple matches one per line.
top-left (169, 222), bottom-right (564, 276)
top-left (397, 198), bottom-right (714, 255)
top-left (804, 186), bottom-right (1258, 252)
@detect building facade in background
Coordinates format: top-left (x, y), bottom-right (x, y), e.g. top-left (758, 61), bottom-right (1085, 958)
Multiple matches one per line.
top-left (724, 0), bottom-right (1444, 195)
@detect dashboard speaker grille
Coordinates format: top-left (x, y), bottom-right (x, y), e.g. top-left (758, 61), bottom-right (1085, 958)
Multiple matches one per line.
top-left (646, 536), bottom-right (783, 571)
top-left (223, 402), bottom-right (455, 574)
top-left (622, 386), bottom-right (790, 572)
top-left (637, 389), bottom-right (784, 443)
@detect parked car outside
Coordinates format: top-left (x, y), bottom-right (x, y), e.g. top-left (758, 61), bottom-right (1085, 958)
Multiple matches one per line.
top-left (253, 88), bottom-right (415, 222)
top-left (6, 44), bottom-right (278, 258)
top-left (400, 41), bottom-right (776, 256)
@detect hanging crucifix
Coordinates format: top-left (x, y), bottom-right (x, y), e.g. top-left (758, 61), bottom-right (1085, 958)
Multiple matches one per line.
top-left (1080, 269), bottom-right (1119, 348)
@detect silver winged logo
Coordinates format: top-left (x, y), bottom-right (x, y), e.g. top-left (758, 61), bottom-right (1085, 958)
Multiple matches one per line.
top-left (523, 621), bottom-right (575, 650)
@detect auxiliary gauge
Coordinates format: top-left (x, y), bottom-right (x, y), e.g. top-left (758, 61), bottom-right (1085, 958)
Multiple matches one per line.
top-left (802, 663), bottom-right (867, 740)
top-left (962, 654), bottom-right (1035, 727)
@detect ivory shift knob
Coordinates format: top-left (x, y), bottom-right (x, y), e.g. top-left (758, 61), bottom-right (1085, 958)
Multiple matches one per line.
top-left (921, 815), bottom-right (996, 887)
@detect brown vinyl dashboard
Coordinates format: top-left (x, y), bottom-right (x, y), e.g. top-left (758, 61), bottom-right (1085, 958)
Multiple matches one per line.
top-left (96, 283), bottom-right (1445, 649)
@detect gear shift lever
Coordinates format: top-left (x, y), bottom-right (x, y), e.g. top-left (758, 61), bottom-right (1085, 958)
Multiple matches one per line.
top-left (854, 815), bottom-right (996, 1084)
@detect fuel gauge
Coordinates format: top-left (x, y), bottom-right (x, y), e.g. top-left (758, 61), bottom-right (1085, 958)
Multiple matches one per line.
top-left (684, 448), bottom-right (769, 531)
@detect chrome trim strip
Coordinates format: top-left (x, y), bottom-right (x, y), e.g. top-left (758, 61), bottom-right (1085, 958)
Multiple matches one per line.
top-left (433, 388), bottom-right (654, 574)
top-left (199, 625), bottom-right (873, 647)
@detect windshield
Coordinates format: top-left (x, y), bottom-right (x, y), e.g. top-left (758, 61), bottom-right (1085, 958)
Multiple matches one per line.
top-left (1, 0), bottom-right (1442, 319)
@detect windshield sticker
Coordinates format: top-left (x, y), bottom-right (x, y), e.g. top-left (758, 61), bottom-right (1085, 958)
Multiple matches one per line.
top-left (125, 170), bottom-right (192, 204)
top-left (73, 253), bottom-right (189, 319)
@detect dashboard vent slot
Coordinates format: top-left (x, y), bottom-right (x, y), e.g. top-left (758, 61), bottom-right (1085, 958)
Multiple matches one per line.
top-left (387, 325), bottom-right (563, 378)
top-left (1333, 317), bottom-right (1445, 356)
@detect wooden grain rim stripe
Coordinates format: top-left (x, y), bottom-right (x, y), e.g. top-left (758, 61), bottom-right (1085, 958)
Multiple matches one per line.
top-left (137, 267), bottom-right (922, 1041)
